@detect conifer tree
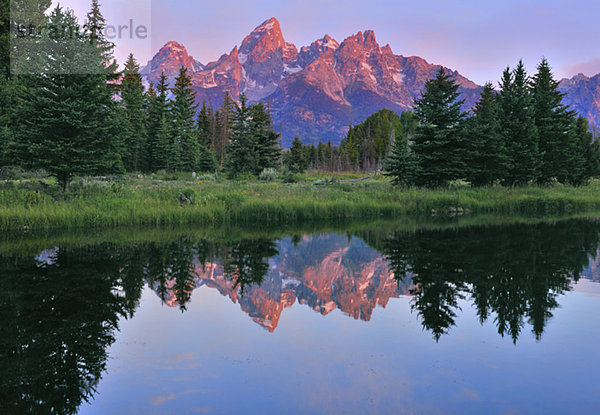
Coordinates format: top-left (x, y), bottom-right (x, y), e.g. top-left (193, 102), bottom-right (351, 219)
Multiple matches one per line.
top-left (325, 140), bottom-right (333, 170)
top-left (145, 73), bottom-right (174, 171)
top-left (84, 0), bottom-right (118, 89)
top-left (223, 95), bottom-right (282, 177)
top-left (0, 0), bottom-right (10, 76)
top-left (7, 0), bottom-right (53, 73)
top-left (250, 102), bottom-right (280, 172)
top-left (285, 136), bottom-right (308, 173)
top-left (215, 92), bottom-right (236, 165)
top-left (345, 109), bottom-right (407, 171)
top-left (121, 53), bottom-right (147, 171)
top-left (16, 6), bottom-right (122, 189)
top-left (570, 117), bottom-right (600, 185)
top-left (224, 94), bottom-right (255, 177)
top-left (0, 74), bottom-right (14, 168)
top-left (156, 73), bottom-right (176, 171)
top-left (198, 102), bottom-right (212, 149)
top-left (197, 101), bottom-right (218, 172)
top-left (384, 133), bottom-right (420, 186)
top-left (197, 146), bottom-right (218, 173)
top-left (412, 68), bottom-right (468, 187)
top-left (340, 133), bottom-right (360, 171)
top-left (145, 83), bottom-right (163, 171)
top-left (308, 144), bottom-right (318, 169)
top-left (498, 61), bottom-right (540, 185)
top-left (315, 142), bottom-right (325, 170)
top-left (171, 66), bottom-right (199, 171)
top-left (531, 58), bottom-right (578, 183)
top-left (465, 83), bottom-right (509, 186)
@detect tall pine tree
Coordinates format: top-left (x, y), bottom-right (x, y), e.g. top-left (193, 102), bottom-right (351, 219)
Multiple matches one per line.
top-left (250, 102), bottom-right (280, 173)
top-left (412, 68), bottom-right (468, 187)
top-left (215, 92), bottom-right (236, 166)
top-left (16, 6), bottom-right (122, 189)
top-left (285, 136), bottom-right (308, 173)
top-left (0, 0), bottom-right (10, 76)
top-left (530, 58), bottom-right (578, 183)
top-left (121, 53), bottom-right (147, 172)
top-left (224, 94), bottom-right (255, 177)
top-left (498, 61), bottom-right (540, 185)
top-left (570, 117), bottom-right (600, 185)
top-left (197, 101), bottom-right (218, 172)
top-left (0, 73), bottom-right (15, 169)
top-left (145, 82), bottom-right (166, 171)
top-left (171, 66), bottom-right (199, 171)
top-left (384, 132), bottom-right (420, 186)
top-left (465, 82), bottom-right (509, 186)
top-left (153, 73), bottom-right (175, 171)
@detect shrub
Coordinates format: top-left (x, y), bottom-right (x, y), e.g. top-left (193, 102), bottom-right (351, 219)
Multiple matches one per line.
top-left (196, 173), bottom-right (216, 182)
top-left (259, 168), bottom-right (278, 182)
top-left (180, 188), bottom-right (198, 204)
top-left (69, 177), bottom-right (110, 195)
top-left (234, 172), bottom-right (256, 182)
top-left (279, 168), bottom-right (297, 183)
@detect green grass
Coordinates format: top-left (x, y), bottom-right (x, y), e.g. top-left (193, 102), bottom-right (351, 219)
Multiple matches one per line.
top-left (3, 173), bottom-right (600, 231)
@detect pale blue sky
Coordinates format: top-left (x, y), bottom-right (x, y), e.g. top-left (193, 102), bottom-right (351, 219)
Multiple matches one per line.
top-left (52, 0), bottom-right (600, 84)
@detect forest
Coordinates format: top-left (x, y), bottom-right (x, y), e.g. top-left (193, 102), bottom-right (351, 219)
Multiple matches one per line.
top-left (2, 1), bottom-right (599, 191)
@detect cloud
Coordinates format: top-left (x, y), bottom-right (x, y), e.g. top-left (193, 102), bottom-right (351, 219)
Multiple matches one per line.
top-left (461, 387), bottom-right (480, 401)
top-left (166, 351), bottom-right (195, 362)
top-left (151, 393), bottom-right (176, 406)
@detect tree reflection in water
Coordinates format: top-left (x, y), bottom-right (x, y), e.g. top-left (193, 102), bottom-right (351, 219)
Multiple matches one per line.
top-left (1, 219), bottom-right (599, 411)
top-left (381, 220), bottom-right (600, 342)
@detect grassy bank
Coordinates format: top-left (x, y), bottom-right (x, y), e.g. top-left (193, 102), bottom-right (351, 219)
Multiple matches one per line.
top-left (2, 172), bottom-right (600, 231)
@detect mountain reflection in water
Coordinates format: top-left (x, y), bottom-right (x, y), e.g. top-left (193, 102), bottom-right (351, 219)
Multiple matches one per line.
top-left (1, 219), bottom-right (600, 413)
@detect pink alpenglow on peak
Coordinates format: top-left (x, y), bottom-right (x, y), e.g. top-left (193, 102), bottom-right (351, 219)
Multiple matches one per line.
top-left (142, 17), bottom-right (598, 147)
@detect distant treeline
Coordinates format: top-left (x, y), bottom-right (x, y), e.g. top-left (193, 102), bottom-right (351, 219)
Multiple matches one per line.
top-left (1, 1), bottom-right (599, 189)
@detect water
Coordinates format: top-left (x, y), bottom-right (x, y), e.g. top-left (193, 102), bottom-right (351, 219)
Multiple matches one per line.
top-left (2, 219), bottom-right (600, 414)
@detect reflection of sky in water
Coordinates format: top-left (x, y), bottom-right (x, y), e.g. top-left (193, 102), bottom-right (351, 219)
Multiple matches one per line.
top-left (36, 248), bottom-right (58, 266)
top-left (78, 256), bottom-right (600, 414)
top-left (9, 223), bottom-right (600, 414)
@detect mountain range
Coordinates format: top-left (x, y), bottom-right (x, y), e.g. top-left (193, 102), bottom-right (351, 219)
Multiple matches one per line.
top-left (142, 17), bottom-right (600, 147)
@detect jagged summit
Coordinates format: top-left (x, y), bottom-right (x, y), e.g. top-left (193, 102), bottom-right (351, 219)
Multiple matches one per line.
top-left (252, 17), bottom-right (281, 33)
top-left (142, 18), bottom-right (600, 146)
top-left (142, 40), bottom-right (203, 83)
top-left (140, 19), bottom-right (485, 145)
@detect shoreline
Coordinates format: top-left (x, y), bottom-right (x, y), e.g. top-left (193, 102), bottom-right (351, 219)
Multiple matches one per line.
top-left (3, 175), bottom-right (600, 232)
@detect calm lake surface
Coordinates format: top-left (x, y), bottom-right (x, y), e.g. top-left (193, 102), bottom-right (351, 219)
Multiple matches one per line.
top-left (2, 219), bottom-right (600, 414)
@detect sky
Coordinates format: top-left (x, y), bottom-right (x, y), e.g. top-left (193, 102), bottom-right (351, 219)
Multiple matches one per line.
top-left (50, 0), bottom-right (600, 84)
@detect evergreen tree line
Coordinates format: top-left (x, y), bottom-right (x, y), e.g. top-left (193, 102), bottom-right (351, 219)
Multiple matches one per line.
top-left (1, 1), bottom-right (599, 188)
top-left (283, 109), bottom-right (418, 174)
top-left (0, 1), bottom-right (282, 188)
top-left (123, 62), bottom-right (281, 178)
top-left (385, 63), bottom-right (600, 187)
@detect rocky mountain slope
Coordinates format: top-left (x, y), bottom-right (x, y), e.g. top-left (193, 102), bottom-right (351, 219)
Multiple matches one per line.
top-left (141, 40), bottom-right (204, 84)
top-left (559, 73), bottom-right (600, 129)
top-left (143, 18), bottom-right (482, 146)
top-left (143, 18), bottom-right (600, 146)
